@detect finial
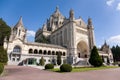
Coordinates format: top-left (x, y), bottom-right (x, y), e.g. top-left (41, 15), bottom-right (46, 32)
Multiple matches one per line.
top-left (69, 8), bottom-right (74, 19)
top-left (56, 6), bottom-right (59, 12)
top-left (19, 16), bottom-right (23, 23)
top-left (104, 40), bottom-right (107, 45)
top-left (88, 17), bottom-right (92, 25)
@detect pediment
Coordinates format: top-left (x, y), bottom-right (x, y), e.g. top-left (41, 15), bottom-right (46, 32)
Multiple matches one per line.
top-left (75, 18), bottom-right (87, 27)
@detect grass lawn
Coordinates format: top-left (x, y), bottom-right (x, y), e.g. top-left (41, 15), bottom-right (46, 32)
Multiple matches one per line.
top-left (49, 66), bottom-right (119, 72)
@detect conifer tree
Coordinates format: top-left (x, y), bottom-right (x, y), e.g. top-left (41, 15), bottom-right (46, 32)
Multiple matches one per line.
top-left (39, 56), bottom-right (45, 66)
top-left (0, 18), bottom-right (11, 46)
top-left (0, 46), bottom-right (8, 64)
top-left (57, 52), bottom-right (61, 65)
top-left (89, 46), bottom-right (103, 67)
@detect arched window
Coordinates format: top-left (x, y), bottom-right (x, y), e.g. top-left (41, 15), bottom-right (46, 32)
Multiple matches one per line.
top-left (39, 50), bottom-right (42, 54)
top-left (13, 45), bottom-right (21, 53)
top-left (12, 45), bottom-right (21, 62)
top-left (78, 53), bottom-right (80, 58)
top-left (84, 54), bottom-right (87, 58)
top-left (29, 49), bottom-right (33, 54)
top-left (34, 49), bottom-right (38, 54)
top-left (59, 51), bottom-right (62, 56)
top-left (63, 52), bottom-right (66, 56)
top-left (56, 51), bottom-right (59, 55)
top-left (43, 50), bottom-right (47, 55)
top-left (48, 51), bottom-right (51, 55)
top-left (19, 30), bottom-right (21, 36)
top-left (52, 51), bottom-right (55, 55)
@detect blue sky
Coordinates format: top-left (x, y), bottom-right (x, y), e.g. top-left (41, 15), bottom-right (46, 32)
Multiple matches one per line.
top-left (0, 0), bottom-right (120, 47)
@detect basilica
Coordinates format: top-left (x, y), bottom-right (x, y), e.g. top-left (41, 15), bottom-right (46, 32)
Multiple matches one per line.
top-left (3, 7), bottom-right (113, 66)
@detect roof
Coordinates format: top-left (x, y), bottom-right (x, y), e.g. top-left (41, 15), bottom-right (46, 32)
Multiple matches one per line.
top-left (14, 16), bottom-right (24, 28)
top-left (25, 42), bottom-right (67, 50)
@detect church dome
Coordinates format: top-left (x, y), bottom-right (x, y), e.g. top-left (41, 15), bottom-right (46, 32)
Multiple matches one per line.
top-left (52, 6), bottom-right (64, 18)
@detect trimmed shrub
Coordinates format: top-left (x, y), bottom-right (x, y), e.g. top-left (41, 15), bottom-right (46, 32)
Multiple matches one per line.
top-left (60, 64), bottom-right (72, 72)
top-left (89, 46), bottom-right (103, 67)
top-left (45, 64), bottom-right (54, 69)
top-left (0, 63), bottom-right (4, 75)
top-left (39, 57), bottom-right (45, 66)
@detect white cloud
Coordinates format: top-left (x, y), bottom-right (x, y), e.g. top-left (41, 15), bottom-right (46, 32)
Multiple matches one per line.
top-left (106, 0), bottom-right (115, 6)
top-left (27, 30), bottom-right (35, 37)
top-left (98, 45), bottom-right (102, 48)
top-left (107, 35), bottom-right (120, 45)
top-left (117, 3), bottom-right (120, 10)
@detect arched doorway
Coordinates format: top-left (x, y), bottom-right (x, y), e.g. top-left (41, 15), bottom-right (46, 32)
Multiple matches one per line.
top-left (77, 41), bottom-right (89, 58)
top-left (11, 45), bottom-right (21, 62)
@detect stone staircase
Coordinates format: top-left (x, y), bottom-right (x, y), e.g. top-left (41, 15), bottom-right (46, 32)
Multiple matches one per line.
top-left (74, 58), bottom-right (89, 67)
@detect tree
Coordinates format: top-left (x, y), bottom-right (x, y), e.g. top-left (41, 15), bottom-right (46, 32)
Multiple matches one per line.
top-left (89, 46), bottom-right (103, 67)
top-left (0, 63), bottom-right (4, 75)
top-left (57, 52), bottom-right (61, 65)
top-left (39, 57), bottom-right (45, 66)
top-left (0, 18), bottom-right (11, 46)
top-left (111, 45), bottom-right (120, 62)
top-left (0, 46), bottom-right (8, 64)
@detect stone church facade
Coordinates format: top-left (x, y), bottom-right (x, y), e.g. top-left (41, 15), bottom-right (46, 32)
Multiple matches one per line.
top-left (4, 7), bottom-right (113, 66)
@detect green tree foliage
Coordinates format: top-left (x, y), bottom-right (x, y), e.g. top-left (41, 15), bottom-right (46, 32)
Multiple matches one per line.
top-left (0, 63), bottom-right (4, 75)
top-left (0, 18), bottom-right (11, 46)
top-left (57, 52), bottom-right (61, 65)
top-left (111, 45), bottom-right (120, 62)
top-left (0, 46), bottom-right (8, 64)
top-left (39, 57), bottom-right (45, 66)
top-left (89, 46), bottom-right (103, 67)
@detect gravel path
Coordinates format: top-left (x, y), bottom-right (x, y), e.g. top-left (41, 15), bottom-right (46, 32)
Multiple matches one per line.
top-left (0, 65), bottom-right (120, 80)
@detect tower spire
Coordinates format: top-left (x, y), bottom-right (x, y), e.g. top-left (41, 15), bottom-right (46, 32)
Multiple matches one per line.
top-left (104, 40), bottom-right (107, 46)
top-left (14, 16), bottom-right (24, 28)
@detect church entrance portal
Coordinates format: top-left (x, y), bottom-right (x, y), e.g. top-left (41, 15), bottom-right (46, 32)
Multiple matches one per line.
top-left (77, 41), bottom-right (89, 58)
top-left (10, 45), bottom-right (21, 62)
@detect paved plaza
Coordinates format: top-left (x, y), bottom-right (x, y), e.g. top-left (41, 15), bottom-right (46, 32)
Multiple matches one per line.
top-left (0, 65), bottom-right (120, 80)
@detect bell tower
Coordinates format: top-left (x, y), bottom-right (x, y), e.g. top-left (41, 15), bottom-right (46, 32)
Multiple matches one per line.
top-left (9, 17), bottom-right (27, 42)
top-left (87, 18), bottom-right (95, 50)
